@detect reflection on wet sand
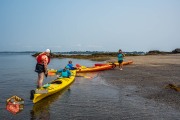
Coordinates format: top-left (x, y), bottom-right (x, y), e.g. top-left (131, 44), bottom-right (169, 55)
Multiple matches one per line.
top-left (30, 87), bottom-right (71, 120)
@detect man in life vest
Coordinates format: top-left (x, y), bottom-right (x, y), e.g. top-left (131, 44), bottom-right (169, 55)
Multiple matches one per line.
top-left (35, 49), bottom-right (51, 88)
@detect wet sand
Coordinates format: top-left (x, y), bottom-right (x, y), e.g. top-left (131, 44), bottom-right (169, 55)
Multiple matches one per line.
top-left (101, 54), bottom-right (180, 119)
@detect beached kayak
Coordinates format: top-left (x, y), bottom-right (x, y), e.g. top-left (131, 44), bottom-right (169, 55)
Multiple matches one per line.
top-left (94, 61), bottom-right (133, 66)
top-left (30, 70), bottom-right (76, 103)
top-left (76, 64), bottom-right (116, 73)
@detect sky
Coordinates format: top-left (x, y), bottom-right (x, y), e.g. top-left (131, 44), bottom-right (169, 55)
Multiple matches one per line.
top-left (0, 0), bottom-right (180, 52)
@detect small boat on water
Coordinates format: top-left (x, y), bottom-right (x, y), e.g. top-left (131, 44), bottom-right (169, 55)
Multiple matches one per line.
top-left (30, 70), bottom-right (76, 103)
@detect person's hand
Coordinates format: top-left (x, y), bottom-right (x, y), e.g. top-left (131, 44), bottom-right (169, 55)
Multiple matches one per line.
top-left (45, 73), bottom-right (48, 77)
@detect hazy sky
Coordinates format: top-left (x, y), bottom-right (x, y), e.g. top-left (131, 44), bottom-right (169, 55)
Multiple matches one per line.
top-left (0, 0), bottom-right (179, 52)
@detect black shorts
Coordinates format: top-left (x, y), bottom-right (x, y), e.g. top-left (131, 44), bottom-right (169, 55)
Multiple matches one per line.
top-left (35, 63), bottom-right (45, 73)
top-left (118, 60), bottom-right (123, 64)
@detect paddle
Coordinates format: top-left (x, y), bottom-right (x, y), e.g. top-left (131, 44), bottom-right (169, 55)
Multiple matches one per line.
top-left (48, 72), bottom-right (56, 76)
top-left (76, 74), bottom-right (92, 79)
top-left (48, 69), bottom-right (58, 76)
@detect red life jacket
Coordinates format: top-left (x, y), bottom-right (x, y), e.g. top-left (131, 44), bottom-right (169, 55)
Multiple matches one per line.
top-left (36, 53), bottom-right (50, 64)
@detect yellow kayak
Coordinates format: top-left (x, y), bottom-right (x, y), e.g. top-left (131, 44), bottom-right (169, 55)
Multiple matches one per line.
top-left (108, 61), bottom-right (133, 66)
top-left (30, 70), bottom-right (76, 103)
top-left (95, 61), bottom-right (133, 66)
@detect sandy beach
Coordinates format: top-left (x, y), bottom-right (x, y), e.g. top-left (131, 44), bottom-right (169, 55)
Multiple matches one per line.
top-left (100, 54), bottom-right (180, 119)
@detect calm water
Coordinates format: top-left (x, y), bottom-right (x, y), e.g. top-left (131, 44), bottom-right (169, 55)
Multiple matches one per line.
top-left (0, 54), bottom-right (121, 120)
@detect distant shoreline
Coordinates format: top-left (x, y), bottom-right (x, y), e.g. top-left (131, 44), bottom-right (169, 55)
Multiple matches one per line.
top-left (0, 51), bottom-right (145, 54)
top-left (1, 49), bottom-right (179, 55)
top-left (31, 51), bottom-right (179, 61)
top-left (1, 50), bottom-right (179, 61)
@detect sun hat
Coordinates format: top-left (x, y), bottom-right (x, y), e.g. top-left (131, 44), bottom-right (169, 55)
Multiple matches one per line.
top-left (45, 49), bottom-right (51, 53)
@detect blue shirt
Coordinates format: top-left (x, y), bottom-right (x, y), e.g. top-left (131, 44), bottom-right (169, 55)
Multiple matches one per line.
top-left (67, 63), bottom-right (74, 70)
top-left (118, 53), bottom-right (123, 61)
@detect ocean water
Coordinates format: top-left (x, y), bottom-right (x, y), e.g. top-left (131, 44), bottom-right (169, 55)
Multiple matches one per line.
top-left (0, 53), bottom-right (121, 120)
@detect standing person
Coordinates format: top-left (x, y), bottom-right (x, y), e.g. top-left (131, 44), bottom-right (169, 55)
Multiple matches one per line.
top-left (118, 49), bottom-right (125, 70)
top-left (35, 49), bottom-right (51, 88)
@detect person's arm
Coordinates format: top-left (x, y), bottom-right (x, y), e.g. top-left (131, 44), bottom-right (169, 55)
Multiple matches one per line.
top-left (44, 66), bottom-right (48, 77)
top-left (71, 64), bottom-right (77, 69)
top-left (57, 69), bottom-right (63, 73)
top-left (68, 64), bottom-right (73, 69)
top-left (42, 55), bottom-right (49, 76)
top-left (122, 52), bottom-right (125, 57)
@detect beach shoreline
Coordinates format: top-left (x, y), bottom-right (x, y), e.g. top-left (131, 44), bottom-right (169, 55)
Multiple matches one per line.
top-left (101, 54), bottom-right (180, 118)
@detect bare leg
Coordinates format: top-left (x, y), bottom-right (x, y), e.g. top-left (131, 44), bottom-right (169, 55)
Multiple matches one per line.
top-left (120, 63), bottom-right (123, 70)
top-left (37, 72), bottom-right (44, 88)
top-left (119, 62), bottom-right (123, 70)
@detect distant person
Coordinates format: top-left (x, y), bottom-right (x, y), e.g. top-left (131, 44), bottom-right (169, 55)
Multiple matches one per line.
top-left (35, 49), bottom-right (51, 88)
top-left (57, 66), bottom-right (71, 78)
top-left (67, 60), bottom-right (77, 70)
top-left (118, 49), bottom-right (125, 70)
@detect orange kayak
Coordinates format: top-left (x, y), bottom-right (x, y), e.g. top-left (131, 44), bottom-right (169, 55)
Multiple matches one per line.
top-left (95, 61), bottom-right (133, 66)
top-left (76, 64), bottom-right (116, 73)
